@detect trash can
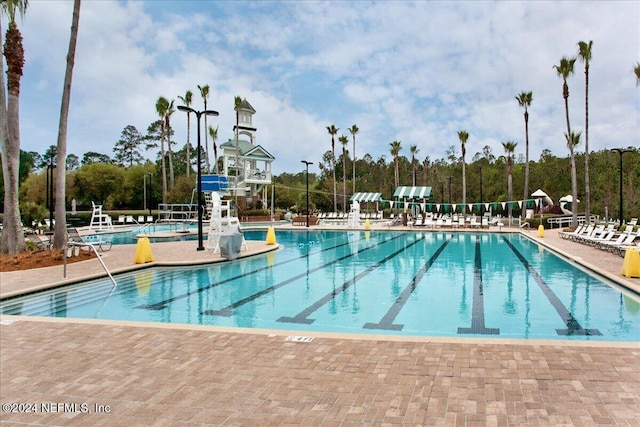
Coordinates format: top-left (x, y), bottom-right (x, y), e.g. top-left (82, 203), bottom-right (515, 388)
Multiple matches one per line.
top-left (219, 224), bottom-right (244, 260)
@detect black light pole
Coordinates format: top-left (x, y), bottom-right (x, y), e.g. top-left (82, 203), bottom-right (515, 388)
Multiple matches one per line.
top-left (301, 160), bottom-right (313, 227)
top-left (611, 148), bottom-right (632, 226)
top-left (47, 158), bottom-right (54, 231)
top-left (479, 165), bottom-right (483, 215)
top-left (178, 106), bottom-right (219, 251)
top-left (447, 176), bottom-right (453, 204)
top-left (146, 173), bottom-right (153, 217)
top-left (440, 181), bottom-right (444, 204)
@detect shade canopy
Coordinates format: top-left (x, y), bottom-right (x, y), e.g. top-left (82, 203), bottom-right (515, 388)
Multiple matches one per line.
top-left (393, 186), bottom-right (433, 199)
top-left (531, 188), bottom-right (548, 197)
top-left (350, 192), bottom-right (382, 203)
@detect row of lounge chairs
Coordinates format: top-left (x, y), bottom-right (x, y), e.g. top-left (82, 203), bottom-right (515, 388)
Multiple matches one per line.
top-left (23, 228), bottom-right (112, 252)
top-left (382, 214), bottom-right (496, 229)
top-left (114, 215), bottom-right (154, 225)
top-left (559, 223), bottom-right (640, 257)
top-left (411, 215), bottom-right (490, 229)
top-left (318, 212), bottom-right (383, 220)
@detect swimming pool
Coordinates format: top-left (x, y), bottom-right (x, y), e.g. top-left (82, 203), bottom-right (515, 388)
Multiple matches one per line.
top-left (2, 230), bottom-right (639, 341)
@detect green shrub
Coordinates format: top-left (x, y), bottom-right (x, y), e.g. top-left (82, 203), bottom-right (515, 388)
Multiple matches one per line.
top-left (244, 209), bottom-right (270, 217)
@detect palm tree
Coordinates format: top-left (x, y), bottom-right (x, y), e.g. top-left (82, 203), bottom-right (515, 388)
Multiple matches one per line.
top-left (326, 124), bottom-right (339, 212)
top-left (578, 41), bottom-right (593, 222)
top-left (566, 131), bottom-right (582, 229)
top-left (155, 96), bottom-right (170, 203)
top-left (339, 134), bottom-right (348, 210)
top-left (348, 124), bottom-right (359, 193)
top-left (177, 90), bottom-right (193, 178)
top-left (197, 84), bottom-right (210, 171)
top-left (502, 141), bottom-right (518, 218)
top-left (209, 125), bottom-right (218, 173)
top-left (635, 62), bottom-right (640, 86)
top-left (457, 130), bottom-right (469, 205)
top-left (410, 144), bottom-right (419, 186)
top-left (553, 56), bottom-right (577, 138)
top-left (164, 99), bottom-right (176, 189)
top-left (389, 140), bottom-right (402, 188)
top-left (53, 0), bottom-right (81, 250)
top-left (0, 0), bottom-right (29, 254)
top-left (554, 56), bottom-right (577, 227)
top-left (515, 91), bottom-right (532, 215)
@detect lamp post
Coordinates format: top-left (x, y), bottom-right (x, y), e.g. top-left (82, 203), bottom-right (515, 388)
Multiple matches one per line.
top-left (447, 176), bottom-right (453, 204)
top-left (301, 160), bottom-right (313, 227)
top-left (178, 106), bottom-right (219, 251)
top-left (440, 181), bottom-right (444, 204)
top-left (144, 173), bottom-right (153, 216)
top-left (46, 157), bottom-right (54, 231)
top-left (479, 165), bottom-right (483, 215)
top-left (611, 148), bottom-right (632, 226)
top-left (143, 174), bottom-right (147, 212)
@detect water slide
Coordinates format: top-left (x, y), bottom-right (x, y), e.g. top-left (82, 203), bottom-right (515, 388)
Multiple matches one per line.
top-left (559, 195), bottom-right (579, 215)
top-left (531, 189), bottom-right (554, 214)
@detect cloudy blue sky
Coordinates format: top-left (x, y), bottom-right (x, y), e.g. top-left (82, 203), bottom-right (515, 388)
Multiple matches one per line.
top-left (10, 0), bottom-right (640, 175)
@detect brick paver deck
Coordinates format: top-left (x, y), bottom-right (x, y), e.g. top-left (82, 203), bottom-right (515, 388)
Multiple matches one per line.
top-left (1, 226), bottom-right (639, 426)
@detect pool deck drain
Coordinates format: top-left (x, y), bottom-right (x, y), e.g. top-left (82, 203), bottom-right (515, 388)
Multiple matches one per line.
top-left (1, 226), bottom-right (639, 425)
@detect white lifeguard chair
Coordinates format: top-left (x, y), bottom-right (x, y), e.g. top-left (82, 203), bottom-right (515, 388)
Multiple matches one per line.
top-left (206, 192), bottom-right (247, 253)
top-left (89, 201), bottom-right (113, 231)
top-left (347, 200), bottom-right (360, 229)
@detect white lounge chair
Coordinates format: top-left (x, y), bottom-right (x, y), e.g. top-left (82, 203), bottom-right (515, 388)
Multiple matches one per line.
top-left (68, 227), bottom-right (112, 252)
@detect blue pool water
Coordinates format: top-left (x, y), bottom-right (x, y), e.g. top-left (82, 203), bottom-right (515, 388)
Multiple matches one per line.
top-left (2, 230), bottom-right (639, 341)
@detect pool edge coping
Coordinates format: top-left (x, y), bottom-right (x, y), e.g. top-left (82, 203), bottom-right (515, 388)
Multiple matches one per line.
top-left (2, 314), bottom-right (639, 348)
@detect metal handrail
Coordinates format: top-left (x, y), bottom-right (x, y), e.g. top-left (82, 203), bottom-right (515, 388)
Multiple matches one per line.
top-left (64, 242), bottom-right (117, 289)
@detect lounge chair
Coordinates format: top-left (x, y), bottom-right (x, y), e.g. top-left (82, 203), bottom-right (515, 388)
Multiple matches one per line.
top-left (382, 216), bottom-right (402, 228)
top-left (574, 225), bottom-right (606, 244)
top-left (559, 225), bottom-right (584, 240)
top-left (25, 233), bottom-right (51, 251)
top-left (568, 225), bottom-right (594, 242)
top-left (67, 227), bottom-right (112, 252)
top-left (610, 231), bottom-right (640, 257)
top-left (580, 230), bottom-right (617, 247)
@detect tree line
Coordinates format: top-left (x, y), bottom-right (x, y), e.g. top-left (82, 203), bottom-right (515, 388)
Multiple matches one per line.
top-left (5, 141), bottom-right (639, 226)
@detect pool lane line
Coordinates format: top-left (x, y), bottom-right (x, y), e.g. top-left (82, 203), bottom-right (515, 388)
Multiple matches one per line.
top-left (457, 237), bottom-right (500, 335)
top-left (278, 234), bottom-right (428, 325)
top-left (362, 238), bottom-right (451, 331)
top-left (201, 233), bottom-right (405, 316)
top-left (135, 231), bottom-right (391, 311)
top-left (502, 236), bottom-right (602, 336)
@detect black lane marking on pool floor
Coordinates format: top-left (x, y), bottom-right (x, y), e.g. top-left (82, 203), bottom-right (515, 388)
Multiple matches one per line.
top-left (135, 232), bottom-right (383, 311)
top-left (502, 236), bottom-right (601, 336)
top-left (362, 238), bottom-right (451, 331)
top-left (457, 238), bottom-right (500, 335)
top-left (202, 234), bottom-right (405, 316)
top-left (278, 235), bottom-right (428, 325)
